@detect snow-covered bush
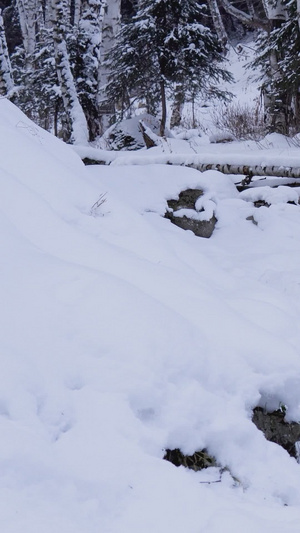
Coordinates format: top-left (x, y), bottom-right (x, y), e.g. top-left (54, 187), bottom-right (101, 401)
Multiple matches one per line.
top-left (211, 101), bottom-right (266, 140)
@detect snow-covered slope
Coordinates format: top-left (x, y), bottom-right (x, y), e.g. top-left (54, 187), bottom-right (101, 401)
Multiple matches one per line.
top-left (1, 99), bottom-right (300, 531)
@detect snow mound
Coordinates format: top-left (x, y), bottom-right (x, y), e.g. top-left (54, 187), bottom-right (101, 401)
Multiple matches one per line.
top-left (1, 99), bottom-right (300, 531)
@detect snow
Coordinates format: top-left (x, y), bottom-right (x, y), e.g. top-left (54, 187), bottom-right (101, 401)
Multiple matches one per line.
top-left (74, 131), bottom-right (300, 171)
top-left (2, 95), bottom-right (300, 531)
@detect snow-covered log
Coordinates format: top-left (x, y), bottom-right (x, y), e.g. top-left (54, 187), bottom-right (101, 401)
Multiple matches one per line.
top-left (183, 162), bottom-right (300, 179)
top-left (74, 146), bottom-right (300, 180)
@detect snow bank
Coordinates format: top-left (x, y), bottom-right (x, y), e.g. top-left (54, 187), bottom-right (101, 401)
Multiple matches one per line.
top-left (1, 99), bottom-right (300, 531)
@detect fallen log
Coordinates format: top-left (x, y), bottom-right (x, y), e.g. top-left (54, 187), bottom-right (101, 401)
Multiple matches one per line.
top-left (74, 145), bottom-right (300, 180)
top-left (183, 162), bottom-right (300, 180)
top-left (111, 155), bottom-right (300, 181)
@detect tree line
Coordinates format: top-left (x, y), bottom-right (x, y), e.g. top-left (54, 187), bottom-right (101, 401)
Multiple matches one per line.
top-left (0, 0), bottom-right (299, 144)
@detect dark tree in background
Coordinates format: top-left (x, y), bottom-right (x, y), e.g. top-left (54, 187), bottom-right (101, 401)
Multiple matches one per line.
top-left (107, 0), bottom-right (232, 135)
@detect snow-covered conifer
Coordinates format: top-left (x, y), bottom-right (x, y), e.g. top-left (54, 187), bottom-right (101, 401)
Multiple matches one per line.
top-left (107, 0), bottom-right (232, 134)
top-left (251, 0), bottom-right (300, 134)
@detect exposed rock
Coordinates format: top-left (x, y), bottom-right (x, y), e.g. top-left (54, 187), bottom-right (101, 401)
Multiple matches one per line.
top-left (167, 188), bottom-right (204, 210)
top-left (165, 211), bottom-right (217, 238)
top-left (254, 200), bottom-right (270, 208)
top-left (252, 406), bottom-right (300, 459)
top-left (103, 114), bottom-right (172, 151)
top-left (83, 157), bottom-right (106, 166)
top-left (165, 188), bottom-right (217, 238)
top-left (164, 448), bottom-right (217, 471)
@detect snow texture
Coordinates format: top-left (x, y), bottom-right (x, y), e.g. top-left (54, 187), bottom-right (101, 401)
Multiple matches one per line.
top-left (1, 98), bottom-right (300, 531)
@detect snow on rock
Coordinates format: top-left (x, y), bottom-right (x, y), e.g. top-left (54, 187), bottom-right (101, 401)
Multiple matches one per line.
top-left (240, 185), bottom-right (300, 205)
top-left (1, 99), bottom-right (300, 531)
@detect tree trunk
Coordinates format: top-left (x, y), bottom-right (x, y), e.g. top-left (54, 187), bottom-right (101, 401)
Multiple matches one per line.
top-left (98, 0), bottom-right (121, 134)
top-left (51, 0), bottom-right (89, 144)
top-left (263, 14), bottom-right (288, 134)
top-left (160, 79), bottom-right (167, 137)
top-left (16, 0), bottom-right (39, 67)
top-left (207, 0), bottom-right (228, 47)
top-left (170, 84), bottom-right (184, 128)
top-left (78, 0), bottom-right (102, 139)
top-left (0, 10), bottom-right (14, 96)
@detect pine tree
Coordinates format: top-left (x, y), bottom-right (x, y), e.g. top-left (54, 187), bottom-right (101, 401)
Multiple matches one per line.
top-left (251, 0), bottom-right (300, 134)
top-left (107, 0), bottom-right (232, 135)
top-left (11, 28), bottom-right (63, 133)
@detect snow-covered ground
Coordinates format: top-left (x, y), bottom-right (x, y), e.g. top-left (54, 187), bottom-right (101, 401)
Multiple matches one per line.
top-left (2, 89), bottom-right (300, 532)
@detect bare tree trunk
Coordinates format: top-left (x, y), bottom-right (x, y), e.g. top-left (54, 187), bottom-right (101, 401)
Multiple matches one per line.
top-left (78, 0), bottom-right (102, 140)
top-left (16, 0), bottom-right (39, 67)
top-left (98, 0), bottom-right (121, 134)
top-left (71, 0), bottom-right (81, 29)
top-left (207, 0), bottom-right (228, 47)
top-left (170, 84), bottom-right (184, 129)
top-left (0, 10), bottom-right (13, 96)
top-left (263, 48), bottom-right (288, 134)
top-left (51, 0), bottom-right (89, 144)
top-left (160, 79), bottom-right (167, 137)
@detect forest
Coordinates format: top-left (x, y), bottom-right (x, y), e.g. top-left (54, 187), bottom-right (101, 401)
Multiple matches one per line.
top-left (0, 0), bottom-right (299, 145)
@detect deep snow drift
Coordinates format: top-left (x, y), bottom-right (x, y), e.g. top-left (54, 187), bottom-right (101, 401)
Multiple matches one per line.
top-left (1, 99), bottom-right (300, 531)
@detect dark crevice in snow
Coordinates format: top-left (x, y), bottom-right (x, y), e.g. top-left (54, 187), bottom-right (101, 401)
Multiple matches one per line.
top-left (164, 448), bottom-right (217, 471)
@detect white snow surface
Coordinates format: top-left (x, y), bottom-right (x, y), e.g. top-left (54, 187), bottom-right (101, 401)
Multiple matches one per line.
top-left (2, 99), bottom-right (300, 531)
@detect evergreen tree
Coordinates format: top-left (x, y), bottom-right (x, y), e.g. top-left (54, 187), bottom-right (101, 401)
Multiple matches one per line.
top-left (251, 0), bottom-right (300, 134)
top-left (11, 29), bottom-right (63, 133)
top-left (107, 0), bottom-right (232, 135)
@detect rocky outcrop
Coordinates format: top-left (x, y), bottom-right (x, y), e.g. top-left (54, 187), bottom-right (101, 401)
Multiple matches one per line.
top-left (252, 407), bottom-right (300, 459)
top-left (103, 114), bottom-right (172, 151)
top-left (165, 188), bottom-right (217, 238)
